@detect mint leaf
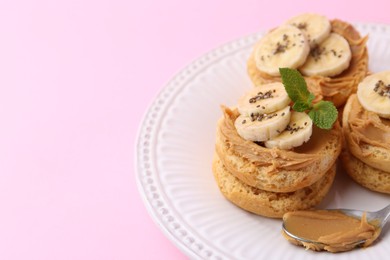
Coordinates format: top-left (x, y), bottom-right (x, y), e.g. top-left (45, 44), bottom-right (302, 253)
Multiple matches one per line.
top-left (307, 93), bottom-right (315, 104)
top-left (292, 93), bottom-right (315, 111)
top-left (279, 68), bottom-right (312, 105)
top-left (279, 67), bottom-right (338, 129)
top-left (308, 101), bottom-right (338, 129)
top-left (292, 101), bottom-right (311, 112)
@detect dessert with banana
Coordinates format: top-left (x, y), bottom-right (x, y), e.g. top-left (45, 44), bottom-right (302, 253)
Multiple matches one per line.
top-left (248, 13), bottom-right (368, 107)
top-left (213, 69), bottom-right (342, 218)
top-left (341, 71), bottom-right (390, 194)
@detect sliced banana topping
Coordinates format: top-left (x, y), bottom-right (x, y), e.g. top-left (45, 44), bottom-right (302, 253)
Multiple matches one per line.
top-left (237, 82), bottom-right (291, 116)
top-left (285, 13), bottom-right (331, 48)
top-left (357, 71), bottom-right (390, 118)
top-left (254, 25), bottom-right (310, 76)
top-left (299, 33), bottom-right (352, 77)
top-left (264, 111), bottom-right (313, 150)
top-left (235, 106), bottom-right (291, 142)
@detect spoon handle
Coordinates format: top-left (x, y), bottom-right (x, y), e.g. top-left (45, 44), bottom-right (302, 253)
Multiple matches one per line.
top-left (375, 204), bottom-right (390, 228)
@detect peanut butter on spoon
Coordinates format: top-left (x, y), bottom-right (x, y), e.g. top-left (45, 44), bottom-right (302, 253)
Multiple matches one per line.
top-left (282, 204), bottom-right (390, 252)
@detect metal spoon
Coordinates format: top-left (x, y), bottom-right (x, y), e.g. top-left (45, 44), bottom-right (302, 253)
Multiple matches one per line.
top-left (282, 204), bottom-right (390, 249)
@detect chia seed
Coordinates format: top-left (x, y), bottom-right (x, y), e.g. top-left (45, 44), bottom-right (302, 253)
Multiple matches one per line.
top-left (248, 90), bottom-right (275, 103)
top-left (374, 80), bottom-right (390, 98)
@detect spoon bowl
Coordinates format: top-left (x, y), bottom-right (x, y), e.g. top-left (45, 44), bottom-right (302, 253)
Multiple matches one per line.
top-left (282, 204), bottom-right (390, 252)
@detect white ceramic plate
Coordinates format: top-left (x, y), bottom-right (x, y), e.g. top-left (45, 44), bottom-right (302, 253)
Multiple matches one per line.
top-left (136, 23), bottom-right (390, 260)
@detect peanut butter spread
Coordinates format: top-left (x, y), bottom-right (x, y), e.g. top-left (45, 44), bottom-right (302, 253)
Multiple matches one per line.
top-left (248, 19), bottom-right (368, 107)
top-left (283, 210), bottom-right (380, 252)
top-left (219, 106), bottom-right (341, 173)
top-left (344, 95), bottom-right (390, 171)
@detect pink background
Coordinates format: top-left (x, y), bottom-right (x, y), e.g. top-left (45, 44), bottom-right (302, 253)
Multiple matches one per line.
top-left (0, 0), bottom-right (389, 259)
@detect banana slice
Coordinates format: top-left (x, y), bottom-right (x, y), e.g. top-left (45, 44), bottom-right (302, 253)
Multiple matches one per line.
top-left (237, 82), bottom-right (291, 116)
top-left (264, 111), bottom-right (313, 150)
top-left (357, 71), bottom-right (390, 118)
top-left (235, 106), bottom-right (291, 142)
top-left (254, 25), bottom-right (310, 76)
top-left (299, 33), bottom-right (352, 77)
top-left (285, 13), bottom-right (331, 48)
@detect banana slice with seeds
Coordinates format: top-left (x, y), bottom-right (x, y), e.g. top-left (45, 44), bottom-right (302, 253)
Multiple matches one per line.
top-left (237, 82), bottom-right (291, 116)
top-left (285, 13), bottom-right (331, 48)
top-left (264, 111), bottom-right (313, 150)
top-left (235, 106), bottom-right (291, 142)
top-left (299, 33), bottom-right (352, 77)
top-left (254, 25), bottom-right (310, 76)
top-left (357, 71), bottom-right (390, 118)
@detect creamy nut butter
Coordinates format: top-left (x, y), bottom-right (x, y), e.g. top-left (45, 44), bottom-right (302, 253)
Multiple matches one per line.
top-left (283, 210), bottom-right (380, 252)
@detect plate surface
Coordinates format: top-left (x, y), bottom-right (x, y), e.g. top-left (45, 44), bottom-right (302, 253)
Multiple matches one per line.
top-left (136, 23), bottom-right (390, 260)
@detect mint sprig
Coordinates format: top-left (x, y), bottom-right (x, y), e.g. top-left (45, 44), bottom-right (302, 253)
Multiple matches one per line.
top-left (279, 68), bottom-right (338, 130)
